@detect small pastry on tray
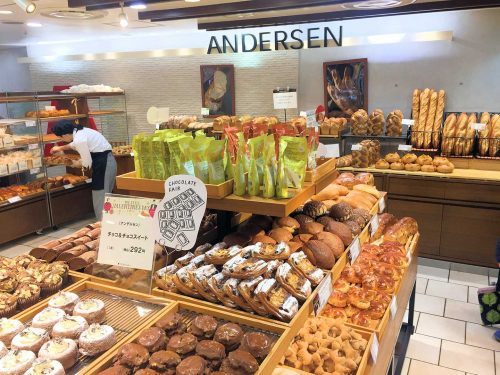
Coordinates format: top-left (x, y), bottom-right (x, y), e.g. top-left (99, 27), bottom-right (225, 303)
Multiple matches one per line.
top-left (287, 252), bottom-right (324, 286)
top-left (173, 264), bottom-right (201, 298)
top-left (255, 279), bottom-right (299, 321)
top-left (52, 315), bottom-right (89, 339)
top-left (24, 359), bottom-right (65, 375)
top-left (222, 256), bottom-right (267, 279)
top-left (204, 246), bottom-right (242, 266)
top-left (213, 323), bottom-right (243, 352)
top-left (190, 315), bottom-right (218, 340)
top-left (222, 279), bottom-right (253, 313)
top-left (237, 277), bottom-right (270, 316)
top-left (166, 333), bottom-right (197, 356)
top-left (31, 307), bottom-right (65, 331)
top-left (251, 242), bottom-right (291, 261)
top-left (149, 350), bottom-right (181, 374)
top-left (239, 332), bottom-right (273, 363)
top-left (0, 350), bottom-right (36, 375)
top-left (73, 299), bottom-right (106, 324)
top-left (219, 350), bottom-right (259, 375)
top-left (113, 342), bottom-right (149, 369)
top-left (79, 324), bottom-right (116, 356)
top-left (136, 327), bottom-right (167, 352)
top-left (206, 274), bottom-right (237, 309)
top-left (275, 263), bottom-right (312, 301)
top-left (189, 265), bottom-right (219, 303)
top-left (0, 318), bottom-right (24, 346)
top-left (154, 313), bottom-right (186, 336)
top-left (38, 338), bottom-right (78, 370)
top-left (154, 265), bottom-right (178, 293)
top-left (174, 252), bottom-right (194, 268)
top-left (11, 327), bottom-right (49, 353)
top-left (48, 291), bottom-right (80, 314)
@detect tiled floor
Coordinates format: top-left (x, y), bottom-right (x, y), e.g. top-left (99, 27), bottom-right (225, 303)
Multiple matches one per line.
top-left (0, 225), bottom-right (498, 375)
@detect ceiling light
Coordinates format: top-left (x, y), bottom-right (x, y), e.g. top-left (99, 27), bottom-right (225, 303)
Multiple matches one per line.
top-left (130, 3), bottom-right (147, 9)
top-left (0, 10), bottom-right (13, 14)
top-left (26, 22), bottom-right (42, 27)
top-left (15, 0), bottom-right (36, 13)
top-left (185, 0), bottom-right (201, 2)
top-left (118, 3), bottom-right (128, 27)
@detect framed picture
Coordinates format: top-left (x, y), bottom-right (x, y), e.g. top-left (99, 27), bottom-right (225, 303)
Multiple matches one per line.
top-left (200, 64), bottom-right (235, 117)
top-left (323, 58), bottom-right (368, 118)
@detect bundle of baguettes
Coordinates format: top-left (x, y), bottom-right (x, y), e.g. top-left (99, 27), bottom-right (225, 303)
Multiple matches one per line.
top-left (477, 113), bottom-right (500, 157)
top-left (411, 88), bottom-right (446, 149)
top-left (441, 112), bottom-right (478, 157)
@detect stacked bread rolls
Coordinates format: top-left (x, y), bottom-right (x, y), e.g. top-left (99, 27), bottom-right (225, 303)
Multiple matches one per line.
top-left (411, 88), bottom-right (446, 149)
top-left (320, 117), bottom-right (347, 136)
top-left (375, 153), bottom-right (454, 174)
top-left (478, 112), bottom-right (500, 157)
top-left (386, 110), bottom-right (403, 136)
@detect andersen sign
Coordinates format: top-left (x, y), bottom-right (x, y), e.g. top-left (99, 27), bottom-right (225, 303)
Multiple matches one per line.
top-left (207, 26), bottom-right (342, 54)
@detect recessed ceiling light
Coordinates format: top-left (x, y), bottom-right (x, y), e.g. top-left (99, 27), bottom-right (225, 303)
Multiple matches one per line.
top-left (0, 10), bottom-right (13, 14)
top-left (15, 0), bottom-right (36, 13)
top-left (26, 21), bottom-right (42, 27)
top-left (130, 3), bottom-right (147, 9)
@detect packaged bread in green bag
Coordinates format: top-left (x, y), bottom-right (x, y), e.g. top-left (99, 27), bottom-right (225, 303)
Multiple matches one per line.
top-left (247, 137), bottom-right (260, 196)
top-left (282, 136), bottom-right (308, 189)
top-left (189, 136), bottom-right (211, 183)
top-left (132, 134), bottom-right (146, 178)
top-left (166, 134), bottom-right (190, 176)
top-left (224, 139), bottom-right (234, 180)
top-left (262, 134), bottom-right (276, 198)
top-left (233, 133), bottom-right (247, 196)
top-left (141, 136), bottom-right (155, 179)
top-left (179, 136), bottom-right (194, 176)
top-left (207, 139), bottom-right (225, 185)
top-left (276, 137), bottom-right (289, 199)
top-left (152, 136), bottom-right (168, 180)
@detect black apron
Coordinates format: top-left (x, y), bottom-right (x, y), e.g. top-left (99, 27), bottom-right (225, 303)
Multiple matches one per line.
top-left (90, 150), bottom-right (111, 190)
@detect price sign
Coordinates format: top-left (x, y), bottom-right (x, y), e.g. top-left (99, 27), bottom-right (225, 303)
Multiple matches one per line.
top-left (28, 144), bottom-right (39, 150)
top-left (201, 108), bottom-right (210, 116)
top-left (273, 92), bottom-right (298, 109)
top-left (30, 168), bottom-right (40, 175)
top-left (398, 144), bottom-right (413, 152)
top-left (98, 194), bottom-right (158, 271)
top-left (45, 106), bottom-right (56, 111)
top-left (378, 196), bottom-right (386, 213)
top-left (86, 178), bottom-right (92, 184)
top-left (370, 214), bottom-right (379, 237)
top-left (155, 124), bottom-right (160, 130)
top-left (2, 137), bottom-right (14, 147)
top-left (63, 184), bottom-right (74, 189)
top-left (313, 273), bottom-right (332, 316)
top-left (17, 160), bottom-right (28, 171)
top-left (31, 158), bottom-right (42, 168)
top-left (370, 334), bottom-right (379, 363)
top-left (351, 144), bottom-right (362, 151)
top-left (300, 110), bottom-right (318, 129)
top-left (471, 123), bottom-right (486, 131)
top-left (348, 237), bottom-right (361, 264)
top-left (154, 175), bottom-right (207, 252)
top-left (0, 165), bottom-right (7, 176)
top-left (25, 120), bottom-right (36, 127)
top-left (390, 296), bottom-right (398, 319)
top-left (324, 144), bottom-right (340, 158)
top-left (402, 119), bottom-right (415, 126)
top-left (7, 162), bottom-right (18, 174)
top-left (7, 196), bottom-right (21, 204)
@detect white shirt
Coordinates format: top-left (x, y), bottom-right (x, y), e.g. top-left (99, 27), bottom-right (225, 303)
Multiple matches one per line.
top-left (69, 128), bottom-right (111, 168)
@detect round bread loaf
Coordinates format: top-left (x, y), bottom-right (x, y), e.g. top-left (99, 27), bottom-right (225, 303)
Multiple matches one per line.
top-left (324, 221), bottom-right (352, 247)
top-left (303, 240), bottom-right (335, 269)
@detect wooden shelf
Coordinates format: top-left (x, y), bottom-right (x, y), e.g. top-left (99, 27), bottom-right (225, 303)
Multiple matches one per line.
top-left (88, 110), bottom-right (126, 116)
top-left (19, 114), bottom-right (87, 122)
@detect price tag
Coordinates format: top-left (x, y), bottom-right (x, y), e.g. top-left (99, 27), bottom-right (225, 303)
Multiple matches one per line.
top-left (402, 119), bottom-right (415, 126)
top-left (7, 196), bottom-right (21, 204)
top-left (351, 144), bottom-right (362, 151)
top-left (7, 162), bottom-right (18, 174)
top-left (369, 214), bottom-right (379, 237)
top-left (0, 164), bottom-right (7, 176)
top-left (390, 296), bottom-right (398, 319)
top-left (45, 106), bottom-right (56, 111)
top-left (0, 138), bottom-right (3, 148)
top-left (28, 144), bottom-right (39, 150)
top-left (378, 196), bottom-right (386, 213)
top-left (86, 178), bottom-right (92, 184)
top-left (324, 144), bottom-right (340, 158)
top-left (30, 168), bottom-right (40, 174)
top-left (201, 108), bottom-right (210, 116)
top-left (32, 158), bottom-right (42, 168)
top-left (348, 237), bottom-right (361, 264)
top-left (25, 120), bottom-right (36, 127)
top-left (471, 123), bottom-right (486, 131)
top-left (155, 124), bottom-right (160, 130)
top-left (17, 160), bottom-right (28, 171)
top-left (2, 137), bottom-right (14, 147)
top-left (313, 273), bottom-right (332, 316)
top-left (130, 152), bottom-right (134, 157)
top-left (370, 334), bottom-right (379, 363)
top-left (64, 184), bottom-right (74, 189)
top-left (273, 91), bottom-right (298, 109)
top-left (398, 144), bottom-right (413, 152)
top-left (300, 110), bottom-right (318, 129)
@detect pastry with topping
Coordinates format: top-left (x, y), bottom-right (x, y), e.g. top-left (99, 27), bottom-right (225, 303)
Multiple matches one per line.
top-left (79, 324), bottom-right (116, 356)
top-left (48, 292), bottom-right (79, 315)
top-left (11, 327), bottom-right (49, 353)
top-left (0, 350), bottom-right (36, 375)
top-left (73, 299), bottom-right (105, 324)
top-left (31, 308), bottom-right (65, 331)
top-left (38, 338), bottom-right (78, 370)
top-left (52, 315), bottom-right (88, 340)
top-left (23, 358), bottom-right (65, 375)
top-left (0, 319), bottom-right (24, 346)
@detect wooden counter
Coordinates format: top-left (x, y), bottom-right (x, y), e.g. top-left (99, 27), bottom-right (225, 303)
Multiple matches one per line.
top-left (340, 167), bottom-right (500, 267)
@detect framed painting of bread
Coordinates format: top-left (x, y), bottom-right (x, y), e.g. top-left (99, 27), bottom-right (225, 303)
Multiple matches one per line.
top-left (200, 64), bottom-right (235, 117)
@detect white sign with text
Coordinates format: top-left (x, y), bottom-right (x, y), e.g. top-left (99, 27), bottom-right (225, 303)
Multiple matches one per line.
top-left (273, 92), bottom-right (298, 109)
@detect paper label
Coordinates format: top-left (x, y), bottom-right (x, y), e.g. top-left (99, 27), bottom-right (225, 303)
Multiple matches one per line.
top-left (325, 144), bottom-right (340, 158)
top-left (402, 119), bottom-right (415, 126)
top-left (98, 194), bottom-right (158, 271)
top-left (30, 168), bottom-right (40, 174)
top-left (7, 162), bottom-right (18, 174)
top-left (31, 158), bottom-right (42, 168)
top-left (28, 143), bottom-right (39, 150)
top-left (86, 178), bottom-right (92, 184)
top-left (370, 214), bottom-right (379, 237)
top-left (351, 144), bottom-right (362, 151)
top-left (63, 184), bottom-right (74, 189)
top-left (0, 165), bottom-right (7, 176)
top-left (300, 110), bottom-right (318, 129)
top-left (130, 152), bottom-right (134, 157)
top-left (378, 196), bottom-right (386, 213)
top-left (201, 107), bottom-right (210, 116)
top-left (45, 106), bottom-right (56, 111)
top-left (390, 296), bottom-right (398, 319)
top-left (370, 334), bottom-right (379, 363)
top-left (7, 196), bottom-right (21, 204)
top-left (25, 120), bottom-right (36, 127)
top-left (348, 237), bottom-right (361, 264)
top-left (154, 175), bottom-right (207, 252)
top-left (2, 137), bottom-right (13, 147)
top-left (398, 144), bottom-right (413, 152)
top-left (313, 273), bottom-right (333, 316)
top-left (471, 123), bottom-right (486, 131)
top-left (32, 148), bottom-right (41, 157)
top-left (273, 92), bottom-right (298, 109)
top-left (155, 123), bottom-right (160, 130)
top-left (17, 160), bottom-right (28, 171)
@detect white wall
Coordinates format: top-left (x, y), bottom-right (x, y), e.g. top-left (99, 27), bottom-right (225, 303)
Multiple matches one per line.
top-left (0, 47), bottom-right (32, 117)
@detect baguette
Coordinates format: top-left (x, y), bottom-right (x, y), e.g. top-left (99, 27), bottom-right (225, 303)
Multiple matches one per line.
top-left (416, 89), bottom-right (431, 148)
top-left (490, 115), bottom-right (500, 157)
top-left (57, 245), bottom-right (89, 262)
top-left (424, 91), bottom-right (438, 148)
top-left (68, 251), bottom-right (97, 270)
top-left (453, 113), bottom-right (469, 155)
top-left (441, 114), bottom-right (457, 155)
top-left (463, 113), bottom-right (477, 156)
top-left (478, 112), bottom-right (491, 156)
top-left (432, 90), bottom-right (446, 148)
top-left (85, 239), bottom-right (100, 251)
top-left (411, 89), bottom-right (421, 147)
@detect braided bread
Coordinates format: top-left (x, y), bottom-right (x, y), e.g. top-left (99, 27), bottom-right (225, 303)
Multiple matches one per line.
top-left (351, 109), bottom-right (369, 135)
top-left (368, 109), bottom-right (385, 136)
top-left (386, 110), bottom-right (403, 136)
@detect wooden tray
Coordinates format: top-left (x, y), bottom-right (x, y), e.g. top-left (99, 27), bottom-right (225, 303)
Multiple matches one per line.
top-left (87, 300), bottom-right (293, 375)
top-left (116, 171), bottom-right (234, 199)
top-left (274, 329), bottom-right (373, 375)
top-left (14, 281), bottom-right (171, 375)
top-left (305, 158), bottom-right (336, 182)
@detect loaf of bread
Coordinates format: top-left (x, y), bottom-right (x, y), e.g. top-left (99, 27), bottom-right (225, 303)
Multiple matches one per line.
top-left (68, 251), bottom-right (97, 270)
top-left (490, 115), bottom-right (500, 157)
top-left (351, 109), bottom-right (369, 135)
top-left (383, 217), bottom-right (418, 245)
top-left (463, 113), bottom-right (477, 156)
top-left (411, 89), bottom-right (420, 135)
top-left (368, 109), bottom-right (385, 136)
top-left (423, 91), bottom-right (438, 148)
top-left (478, 112), bottom-right (491, 156)
top-left (453, 113), bottom-right (469, 155)
top-left (386, 110), bottom-right (403, 136)
top-left (441, 114), bottom-right (457, 155)
top-left (371, 213), bottom-right (397, 241)
top-left (415, 89), bottom-right (431, 148)
top-left (432, 90), bottom-right (446, 148)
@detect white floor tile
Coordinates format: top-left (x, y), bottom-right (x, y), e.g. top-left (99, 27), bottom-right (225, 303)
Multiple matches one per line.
top-left (415, 293), bottom-right (445, 316)
top-left (0, 244), bottom-right (32, 258)
top-left (440, 340), bottom-right (495, 375)
top-left (409, 360), bottom-right (465, 375)
top-left (450, 263), bottom-right (489, 275)
top-left (418, 264), bottom-right (450, 282)
top-left (468, 287), bottom-right (479, 305)
top-left (416, 277), bottom-right (428, 294)
top-left (406, 333), bottom-right (441, 364)
top-left (417, 313), bottom-right (465, 343)
top-left (426, 280), bottom-right (468, 302)
top-left (402, 357), bottom-right (410, 375)
top-left (449, 270), bottom-right (489, 288)
top-left (404, 310), bottom-right (420, 325)
top-left (444, 300), bottom-right (483, 325)
top-left (465, 323), bottom-right (499, 351)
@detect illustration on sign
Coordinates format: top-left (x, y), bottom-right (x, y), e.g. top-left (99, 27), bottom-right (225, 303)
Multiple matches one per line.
top-left (154, 175), bottom-right (208, 252)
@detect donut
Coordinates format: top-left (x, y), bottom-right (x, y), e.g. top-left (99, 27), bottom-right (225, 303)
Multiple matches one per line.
top-left (416, 154), bottom-right (433, 166)
top-left (390, 162), bottom-right (404, 170)
top-left (421, 164), bottom-right (436, 172)
top-left (385, 153), bottom-right (400, 163)
top-left (437, 163), bottom-right (454, 174)
top-left (404, 163), bottom-right (420, 171)
top-left (401, 153), bottom-right (418, 164)
top-left (375, 159), bottom-right (390, 169)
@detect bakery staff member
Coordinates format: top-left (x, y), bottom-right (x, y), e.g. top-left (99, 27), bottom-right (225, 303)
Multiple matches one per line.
top-left (50, 120), bottom-right (117, 220)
